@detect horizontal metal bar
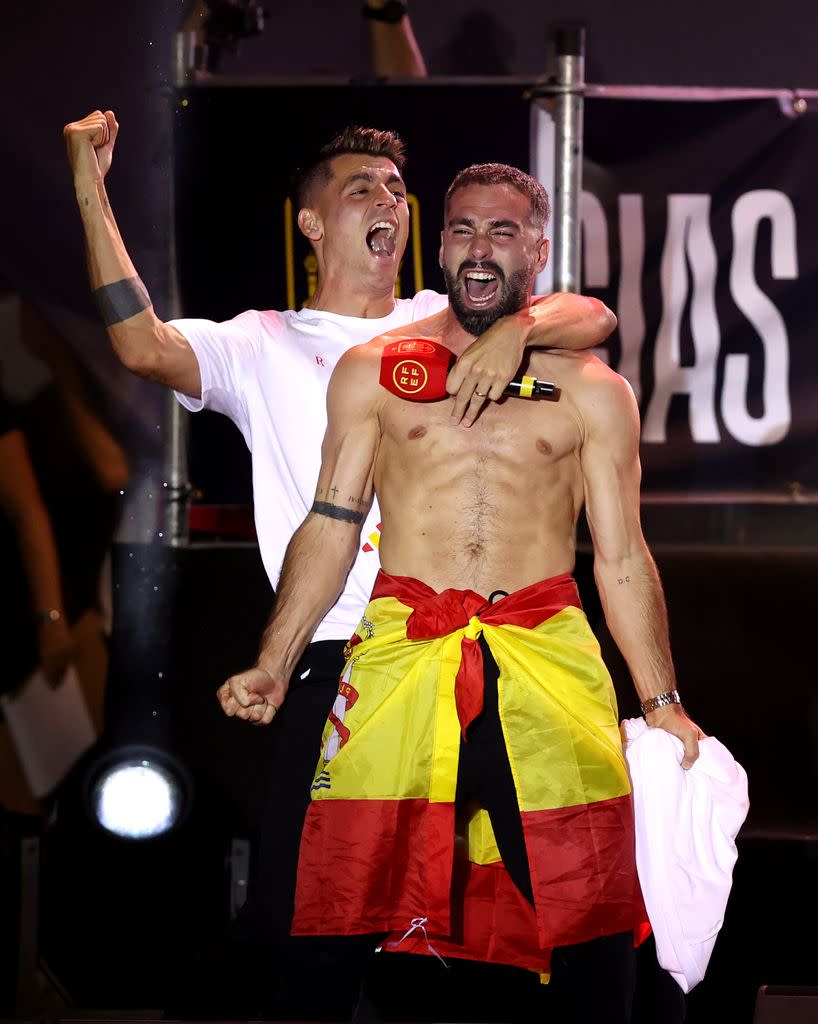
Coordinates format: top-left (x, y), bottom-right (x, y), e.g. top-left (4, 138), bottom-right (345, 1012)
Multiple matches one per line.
top-left (585, 84), bottom-right (818, 102)
top-left (175, 76), bottom-right (818, 100)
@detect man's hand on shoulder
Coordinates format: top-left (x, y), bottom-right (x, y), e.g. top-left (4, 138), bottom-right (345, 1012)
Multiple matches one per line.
top-left (645, 704), bottom-right (707, 770)
top-left (446, 312), bottom-right (527, 427)
top-left (445, 294), bottom-right (618, 428)
top-left (64, 110), bottom-right (119, 184)
top-left (217, 665), bottom-right (287, 726)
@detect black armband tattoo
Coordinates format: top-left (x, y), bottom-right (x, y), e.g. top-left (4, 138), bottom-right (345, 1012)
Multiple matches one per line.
top-left (93, 276), bottom-right (151, 327)
top-left (311, 501), bottom-right (364, 524)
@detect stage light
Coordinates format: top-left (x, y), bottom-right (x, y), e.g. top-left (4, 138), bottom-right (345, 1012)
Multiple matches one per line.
top-left (87, 746), bottom-right (191, 840)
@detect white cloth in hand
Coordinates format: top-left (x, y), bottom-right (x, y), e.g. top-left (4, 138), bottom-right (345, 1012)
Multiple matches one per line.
top-left (621, 717), bottom-right (749, 993)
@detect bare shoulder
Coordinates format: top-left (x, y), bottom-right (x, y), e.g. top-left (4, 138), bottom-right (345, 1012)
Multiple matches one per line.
top-left (333, 339), bottom-right (380, 383)
top-left (329, 340), bottom-right (385, 416)
top-left (578, 353), bottom-right (636, 404)
top-left (540, 351), bottom-right (639, 439)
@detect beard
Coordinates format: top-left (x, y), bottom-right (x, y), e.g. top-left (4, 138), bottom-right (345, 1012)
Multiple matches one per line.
top-left (443, 261), bottom-right (533, 336)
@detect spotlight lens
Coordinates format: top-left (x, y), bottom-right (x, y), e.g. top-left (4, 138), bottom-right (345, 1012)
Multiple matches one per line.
top-left (92, 759), bottom-right (182, 839)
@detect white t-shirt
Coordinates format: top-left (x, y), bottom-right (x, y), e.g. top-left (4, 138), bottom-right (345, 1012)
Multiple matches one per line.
top-left (622, 717), bottom-right (749, 993)
top-left (171, 290), bottom-right (447, 643)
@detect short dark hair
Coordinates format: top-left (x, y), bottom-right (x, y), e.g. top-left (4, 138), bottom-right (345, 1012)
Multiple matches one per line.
top-left (445, 163), bottom-right (550, 232)
top-left (291, 126), bottom-right (407, 209)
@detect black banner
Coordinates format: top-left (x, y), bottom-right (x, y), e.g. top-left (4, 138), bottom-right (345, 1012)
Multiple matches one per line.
top-left (175, 86), bottom-right (818, 501)
top-left (581, 97), bottom-right (818, 495)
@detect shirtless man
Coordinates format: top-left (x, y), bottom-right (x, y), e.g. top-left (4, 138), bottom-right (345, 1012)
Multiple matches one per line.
top-left (220, 162), bottom-right (703, 1022)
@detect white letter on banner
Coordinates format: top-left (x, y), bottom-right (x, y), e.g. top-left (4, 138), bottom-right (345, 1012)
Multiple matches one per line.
top-left (724, 190), bottom-right (796, 446)
top-left (644, 195), bottom-right (720, 443)
top-left (580, 191), bottom-right (610, 366)
top-left (617, 195), bottom-right (646, 401)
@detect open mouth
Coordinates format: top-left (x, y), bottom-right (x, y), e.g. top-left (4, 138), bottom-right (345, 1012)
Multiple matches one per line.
top-left (462, 269), bottom-right (500, 306)
top-left (366, 220), bottom-right (397, 258)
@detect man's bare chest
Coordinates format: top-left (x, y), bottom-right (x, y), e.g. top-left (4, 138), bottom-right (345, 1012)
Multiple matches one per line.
top-left (379, 389), bottom-right (582, 468)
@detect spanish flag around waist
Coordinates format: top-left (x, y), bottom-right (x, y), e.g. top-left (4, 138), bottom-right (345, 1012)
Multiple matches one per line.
top-left (292, 570), bottom-right (648, 976)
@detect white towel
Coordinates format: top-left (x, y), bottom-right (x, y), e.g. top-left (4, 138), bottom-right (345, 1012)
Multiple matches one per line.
top-left (622, 717), bottom-right (749, 993)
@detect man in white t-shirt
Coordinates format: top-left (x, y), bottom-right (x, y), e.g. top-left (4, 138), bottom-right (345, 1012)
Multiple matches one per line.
top-left (64, 110), bottom-right (616, 1015)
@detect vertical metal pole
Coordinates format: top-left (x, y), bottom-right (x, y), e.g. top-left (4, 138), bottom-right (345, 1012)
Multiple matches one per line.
top-left (15, 838), bottom-right (69, 1016)
top-left (164, 392), bottom-right (190, 546)
top-left (552, 26), bottom-right (585, 294)
top-left (14, 837), bottom-right (39, 1014)
top-left (164, 36), bottom-right (194, 547)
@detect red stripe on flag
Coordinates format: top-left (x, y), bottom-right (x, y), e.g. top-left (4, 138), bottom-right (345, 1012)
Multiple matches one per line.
top-left (522, 794), bottom-right (648, 949)
top-left (387, 857), bottom-right (551, 974)
top-left (385, 798), bottom-right (647, 971)
top-left (292, 799), bottom-right (454, 937)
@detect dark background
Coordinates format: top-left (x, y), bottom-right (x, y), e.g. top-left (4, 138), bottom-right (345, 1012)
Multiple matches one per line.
top-left (3, 0), bottom-right (816, 480)
top-left (2, 3), bottom-right (818, 1022)
top-left (3, 0), bottom-right (817, 324)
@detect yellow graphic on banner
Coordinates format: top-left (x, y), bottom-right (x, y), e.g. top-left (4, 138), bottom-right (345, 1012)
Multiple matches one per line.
top-left (284, 194), bottom-right (425, 310)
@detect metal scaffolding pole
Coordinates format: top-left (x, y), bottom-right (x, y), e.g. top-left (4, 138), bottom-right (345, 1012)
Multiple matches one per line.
top-left (162, 34), bottom-right (196, 547)
top-left (552, 27), bottom-right (585, 294)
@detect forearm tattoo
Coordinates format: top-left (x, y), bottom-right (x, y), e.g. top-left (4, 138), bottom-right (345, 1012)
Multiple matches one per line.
top-left (311, 501), bottom-right (364, 524)
top-left (93, 276), bottom-right (151, 327)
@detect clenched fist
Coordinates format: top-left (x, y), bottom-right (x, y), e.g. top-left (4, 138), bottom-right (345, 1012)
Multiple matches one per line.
top-left (64, 109), bottom-right (119, 183)
top-left (216, 665), bottom-right (288, 726)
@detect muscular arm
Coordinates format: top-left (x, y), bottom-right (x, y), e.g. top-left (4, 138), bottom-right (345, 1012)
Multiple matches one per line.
top-left (580, 366), bottom-right (703, 766)
top-left (447, 292), bottom-right (616, 424)
top-left (522, 291), bottom-right (616, 350)
top-left (218, 347), bottom-right (383, 723)
top-left (64, 110), bottom-right (200, 397)
top-left (366, 0), bottom-right (427, 77)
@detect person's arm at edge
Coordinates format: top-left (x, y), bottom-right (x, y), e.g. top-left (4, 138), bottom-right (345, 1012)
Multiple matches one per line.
top-left (365, 0), bottom-right (427, 77)
top-left (580, 364), bottom-right (704, 768)
top-left (64, 110), bottom-right (200, 397)
top-left (0, 430), bottom-right (73, 684)
top-left (20, 301), bottom-right (131, 493)
top-left (447, 292), bottom-right (616, 425)
top-left (217, 346), bottom-right (383, 725)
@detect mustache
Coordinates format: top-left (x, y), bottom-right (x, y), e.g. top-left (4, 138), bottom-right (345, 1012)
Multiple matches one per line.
top-left (457, 260), bottom-right (505, 281)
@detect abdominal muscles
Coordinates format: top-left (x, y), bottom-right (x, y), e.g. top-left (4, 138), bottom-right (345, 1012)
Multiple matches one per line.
top-left (376, 436), bottom-right (582, 596)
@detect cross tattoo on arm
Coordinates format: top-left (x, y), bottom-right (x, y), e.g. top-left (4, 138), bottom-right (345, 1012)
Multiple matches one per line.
top-left (330, 485), bottom-right (339, 499)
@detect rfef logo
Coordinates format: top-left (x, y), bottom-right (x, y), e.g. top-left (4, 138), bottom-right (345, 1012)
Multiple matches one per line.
top-left (393, 359), bottom-right (429, 395)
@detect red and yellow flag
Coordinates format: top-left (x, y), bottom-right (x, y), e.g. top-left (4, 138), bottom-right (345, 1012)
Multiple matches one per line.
top-left (292, 571), bottom-right (647, 976)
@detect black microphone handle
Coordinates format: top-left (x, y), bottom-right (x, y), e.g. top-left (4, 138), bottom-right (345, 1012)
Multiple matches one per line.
top-left (502, 375), bottom-right (557, 399)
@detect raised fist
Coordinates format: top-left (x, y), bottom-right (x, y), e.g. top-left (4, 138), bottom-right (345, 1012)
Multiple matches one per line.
top-left (63, 109), bottom-right (119, 183)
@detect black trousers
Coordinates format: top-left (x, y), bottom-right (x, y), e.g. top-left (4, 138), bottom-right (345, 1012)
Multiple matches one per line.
top-left (164, 640), bottom-right (348, 1020)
